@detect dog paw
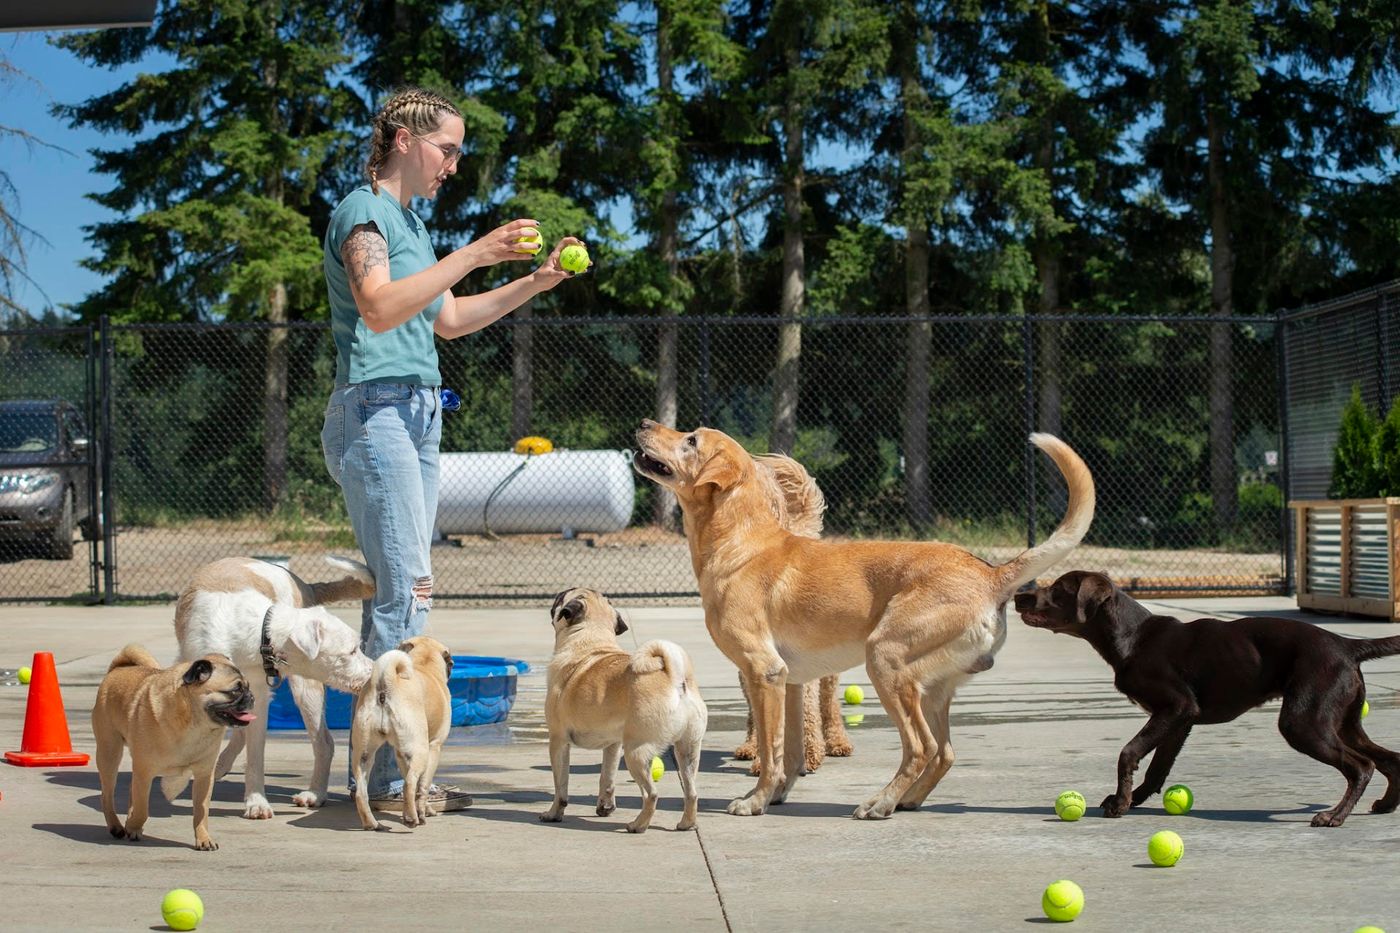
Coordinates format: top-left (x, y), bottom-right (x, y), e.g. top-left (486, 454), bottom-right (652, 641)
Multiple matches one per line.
top-left (803, 752), bottom-right (824, 773)
top-left (895, 799), bottom-right (922, 812)
top-left (540, 809), bottom-right (564, 823)
top-left (361, 820), bottom-right (383, 831)
top-left (675, 817), bottom-right (697, 832)
top-left (107, 825), bottom-right (127, 839)
top-left (626, 819), bottom-right (650, 834)
top-left (596, 801), bottom-right (616, 817)
top-left (1372, 797), bottom-right (1399, 814)
top-left (1310, 809), bottom-right (1347, 827)
top-left (123, 827), bottom-right (143, 842)
top-left (727, 797), bottom-right (765, 816)
top-left (853, 799), bottom-right (894, 820)
top-left (194, 837), bottom-right (219, 852)
top-left (242, 795), bottom-right (275, 820)
top-left (1099, 795), bottom-right (1127, 818)
top-left (825, 738), bottom-right (854, 758)
top-left (733, 742), bottom-right (757, 761)
top-left (291, 790), bottom-right (325, 809)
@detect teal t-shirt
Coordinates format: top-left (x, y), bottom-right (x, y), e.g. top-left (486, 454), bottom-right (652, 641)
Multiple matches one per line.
top-left (323, 185), bottom-right (444, 386)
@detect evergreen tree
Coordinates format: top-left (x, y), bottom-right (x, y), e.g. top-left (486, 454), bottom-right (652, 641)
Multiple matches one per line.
top-left (1329, 384), bottom-right (1380, 499)
top-left (56, 0), bottom-right (358, 507)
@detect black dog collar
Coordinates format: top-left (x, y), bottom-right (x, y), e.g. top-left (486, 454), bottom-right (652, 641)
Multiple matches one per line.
top-left (259, 605), bottom-right (283, 687)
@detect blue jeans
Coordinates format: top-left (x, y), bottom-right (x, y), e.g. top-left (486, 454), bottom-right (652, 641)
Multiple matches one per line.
top-left (321, 382), bottom-right (442, 796)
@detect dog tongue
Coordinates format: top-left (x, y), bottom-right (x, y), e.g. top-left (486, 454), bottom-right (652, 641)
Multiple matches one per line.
top-left (232, 711), bottom-right (256, 723)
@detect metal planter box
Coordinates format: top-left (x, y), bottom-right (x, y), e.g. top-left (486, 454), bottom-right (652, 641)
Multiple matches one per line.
top-left (1289, 498), bottom-right (1400, 621)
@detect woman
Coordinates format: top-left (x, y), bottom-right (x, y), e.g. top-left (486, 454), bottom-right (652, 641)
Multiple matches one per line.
top-left (321, 87), bottom-right (580, 813)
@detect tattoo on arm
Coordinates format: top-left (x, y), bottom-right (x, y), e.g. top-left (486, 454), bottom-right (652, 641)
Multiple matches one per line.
top-left (341, 222), bottom-right (387, 289)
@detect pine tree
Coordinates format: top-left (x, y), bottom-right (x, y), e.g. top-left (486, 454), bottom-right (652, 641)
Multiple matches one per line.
top-left (56, 0), bottom-right (357, 508)
top-left (1329, 384), bottom-right (1380, 499)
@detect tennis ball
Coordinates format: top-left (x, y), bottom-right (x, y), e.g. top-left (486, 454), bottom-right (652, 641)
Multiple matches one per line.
top-left (513, 232), bottom-right (543, 254)
top-left (843, 684), bottom-right (864, 705)
top-left (559, 244), bottom-right (591, 274)
top-left (650, 756), bottom-right (664, 781)
top-left (1041, 880), bottom-right (1083, 922)
top-left (1055, 790), bottom-right (1086, 822)
top-left (1353, 926), bottom-right (1385, 933)
top-left (1163, 783), bottom-right (1193, 815)
top-left (1362, 699), bottom-right (1371, 719)
top-left (161, 889), bottom-right (204, 931)
top-left (1148, 829), bottom-right (1184, 867)
top-left (17, 666), bottom-right (31, 685)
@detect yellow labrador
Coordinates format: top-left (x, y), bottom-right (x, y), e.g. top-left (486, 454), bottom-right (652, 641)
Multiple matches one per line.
top-left (633, 421), bottom-right (1094, 819)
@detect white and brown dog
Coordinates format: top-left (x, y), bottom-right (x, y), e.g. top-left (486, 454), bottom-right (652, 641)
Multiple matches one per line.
top-left (542, 588), bottom-right (707, 833)
top-left (351, 635), bottom-right (454, 830)
top-left (173, 556), bottom-right (376, 819)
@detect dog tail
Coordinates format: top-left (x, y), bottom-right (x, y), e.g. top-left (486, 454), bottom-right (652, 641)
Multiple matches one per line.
top-left (108, 643), bottom-right (159, 672)
top-left (372, 650), bottom-right (415, 699)
top-left (754, 453), bottom-right (826, 538)
top-left (1347, 635), bottom-right (1400, 664)
top-left (993, 434), bottom-right (1096, 600)
top-left (307, 556), bottom-right (376, 605)
top-left (631, 640), bottom-right (692, 697)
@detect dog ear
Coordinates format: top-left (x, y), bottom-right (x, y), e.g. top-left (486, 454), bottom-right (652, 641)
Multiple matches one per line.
top-left (442, 650), bottom-right (454, 670)
top-left (558, 597), bottom-right (585, 625)
top-left (614, 611), bottom-right (629, 636)
top-left (1075, 573), bottom-right (1113, 624)
top-left (182, 659), bottom-right (214, 686)
top-left (694, 449), bottom-right (742, 491)
top-left (288, 612), bottom-right (324, 660)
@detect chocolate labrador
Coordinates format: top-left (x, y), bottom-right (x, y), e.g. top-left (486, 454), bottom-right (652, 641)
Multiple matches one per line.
top-left (1014, 570), bottom-right (1400, 827)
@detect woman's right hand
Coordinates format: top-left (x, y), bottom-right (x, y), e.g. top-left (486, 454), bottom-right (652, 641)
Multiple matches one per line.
top-left (464, 218), bottom-right (544, 267)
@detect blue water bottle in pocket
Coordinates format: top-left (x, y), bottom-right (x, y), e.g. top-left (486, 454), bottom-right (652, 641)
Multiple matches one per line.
top-left (440, 387), bottom-right (461, 412)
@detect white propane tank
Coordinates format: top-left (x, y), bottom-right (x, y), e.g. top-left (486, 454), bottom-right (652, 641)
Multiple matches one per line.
top-left (435, 449), bottom-right (636, 536)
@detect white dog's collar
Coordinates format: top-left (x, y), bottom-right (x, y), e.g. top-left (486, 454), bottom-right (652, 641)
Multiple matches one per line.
top-left (259, 606), bottom-right (286, 687)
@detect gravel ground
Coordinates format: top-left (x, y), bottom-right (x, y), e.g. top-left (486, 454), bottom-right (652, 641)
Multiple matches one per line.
top-left (1, 522), bottom-right (1285, 605)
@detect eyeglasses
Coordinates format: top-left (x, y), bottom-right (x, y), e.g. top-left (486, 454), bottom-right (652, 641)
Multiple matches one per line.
top-left (392, 124), bottom-right (462, 166)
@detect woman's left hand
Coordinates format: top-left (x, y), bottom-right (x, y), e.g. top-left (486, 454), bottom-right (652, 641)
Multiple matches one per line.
top-left (532, 237), bottom-right (586, 290)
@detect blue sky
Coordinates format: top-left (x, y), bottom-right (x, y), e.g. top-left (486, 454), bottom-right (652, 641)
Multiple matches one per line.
top-left (2, 32), bottom-right (173, 314)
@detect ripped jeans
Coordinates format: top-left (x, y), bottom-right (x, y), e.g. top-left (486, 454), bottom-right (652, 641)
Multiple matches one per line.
top-left (322, 382), bottom-right (441, 796)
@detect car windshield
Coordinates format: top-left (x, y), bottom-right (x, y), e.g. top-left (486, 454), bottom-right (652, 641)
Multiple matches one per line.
top-left (0, 412), bottom-right (57, 453)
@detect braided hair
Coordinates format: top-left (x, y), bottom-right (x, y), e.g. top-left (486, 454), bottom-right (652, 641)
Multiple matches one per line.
top-left (366, 87), bottom-right (463, 194)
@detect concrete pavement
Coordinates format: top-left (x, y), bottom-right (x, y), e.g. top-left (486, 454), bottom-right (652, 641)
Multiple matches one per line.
top-left (1, 594), bottom-right (1397, 931)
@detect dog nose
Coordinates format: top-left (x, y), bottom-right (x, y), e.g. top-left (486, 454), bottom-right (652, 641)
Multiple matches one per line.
top-left (639, 418), bottom-right (656, 430)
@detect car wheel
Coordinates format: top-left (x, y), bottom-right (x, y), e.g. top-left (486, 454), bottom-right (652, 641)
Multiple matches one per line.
top-left (46, 488), bottom-right (74, 560)
top-left (80, 488), bottom-right (104, 541)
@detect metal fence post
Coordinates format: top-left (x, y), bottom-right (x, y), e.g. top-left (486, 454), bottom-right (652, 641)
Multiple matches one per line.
top-left (1274, 314), bottom-right (1294, 594)
top-left (99, 315), bottom-right (116, 604)
top-left (1023, 315), bottom-right (1037, 549)
top-left (84, 322), bottom-right (99, 601)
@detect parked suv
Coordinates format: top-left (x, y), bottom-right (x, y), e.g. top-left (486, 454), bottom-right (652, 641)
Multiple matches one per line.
top-left (0, 399), bottom-right (101, 560)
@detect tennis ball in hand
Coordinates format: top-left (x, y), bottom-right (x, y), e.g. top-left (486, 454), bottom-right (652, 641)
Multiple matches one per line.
top-left (1148, 829), bottom-right (1184, 867)
top-left (513, 231), bottom-right (543, 254)
top-left (1362, 699), bottom-right (1371, 719)
top-left (843, 684), bottom-right (864, 705)
top-left (161, 889), bottom-right (205, 931)
top-left (1163, 783), bottom-right (1193, 815)
top-left (559, 243), bottom-right (591, 274)
top-left (650, 756), bottom-right (665, 781)
top-left (1054, 790), bottom-right (1086, 821)
top-left (17, 666), bottom-right (31, 685)
top-left (1041, 880), bottom-right (1084, 922)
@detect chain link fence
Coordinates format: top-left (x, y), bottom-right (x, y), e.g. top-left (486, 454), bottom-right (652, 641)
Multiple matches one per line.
top-left (2, 305), bottom-right (1310, 604)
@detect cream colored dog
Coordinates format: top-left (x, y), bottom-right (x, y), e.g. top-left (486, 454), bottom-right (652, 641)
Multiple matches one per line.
top-left (351, 635), bottom-right (453, 830)
top-left (542, 588), bottom-right (707, 833)
top-left (173, 555), bottom-right (376, 819)
top-left (633, 420), bottom-right (1094, 820)
top-left (92, 645), bottom-right (255, 850)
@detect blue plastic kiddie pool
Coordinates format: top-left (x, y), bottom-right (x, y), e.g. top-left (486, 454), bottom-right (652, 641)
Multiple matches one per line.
top-left (266, 655), bottom-right (530, 730)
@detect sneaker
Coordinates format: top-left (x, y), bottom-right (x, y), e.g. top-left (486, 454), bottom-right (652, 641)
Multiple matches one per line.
top-left (369, 784), bottom-right (473, 814)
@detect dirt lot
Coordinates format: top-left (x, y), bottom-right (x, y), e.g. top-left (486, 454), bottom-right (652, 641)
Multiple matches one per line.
top-left (0, 522), bottom-right (1285, 605)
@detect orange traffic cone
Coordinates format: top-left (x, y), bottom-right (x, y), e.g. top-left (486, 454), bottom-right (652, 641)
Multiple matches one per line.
top-left (4, 652), bottom-right (89, 767)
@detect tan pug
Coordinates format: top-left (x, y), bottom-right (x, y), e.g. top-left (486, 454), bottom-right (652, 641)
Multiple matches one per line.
top-left (350, 635), bottom-right (453, 830)
top-left (542, 588), bottom-right (707, 833)
top-left (91, 645), bottom-right (255, 850)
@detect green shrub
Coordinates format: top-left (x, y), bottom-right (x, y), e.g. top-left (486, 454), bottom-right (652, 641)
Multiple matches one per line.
top-left (1378, 395), bottom-right (1400, 497)
top-left (1329, 385), bottom-right (1381, 498)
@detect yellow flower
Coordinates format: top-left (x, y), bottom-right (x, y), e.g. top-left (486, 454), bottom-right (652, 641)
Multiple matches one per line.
top-left (513, 436), bottom-right (554, 455)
